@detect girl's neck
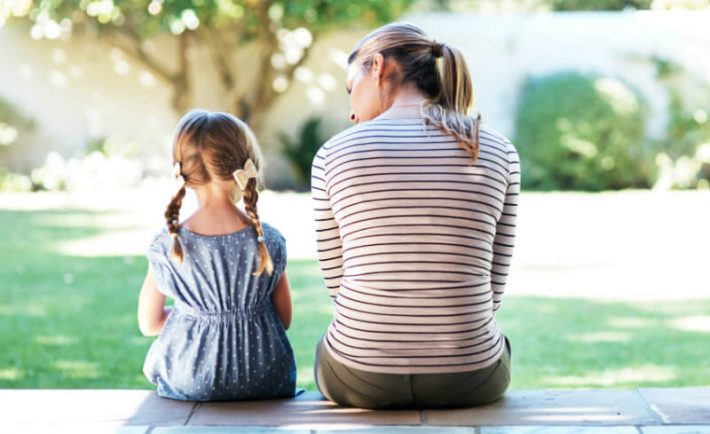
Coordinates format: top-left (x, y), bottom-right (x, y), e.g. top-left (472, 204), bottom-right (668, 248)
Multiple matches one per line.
top-left (183, 186), bottom-right (250, 235)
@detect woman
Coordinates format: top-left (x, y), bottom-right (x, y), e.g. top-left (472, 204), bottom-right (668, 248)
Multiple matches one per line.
top-left (311, 22), bottom-right (520, 409)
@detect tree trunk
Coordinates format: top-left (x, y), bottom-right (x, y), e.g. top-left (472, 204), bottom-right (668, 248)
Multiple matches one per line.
top-left (171, 32), bottom-right (192, 115)
top-left (104, 16), bottom-right (315, 136)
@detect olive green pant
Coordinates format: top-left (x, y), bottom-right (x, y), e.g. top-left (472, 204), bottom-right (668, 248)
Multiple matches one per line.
top-left (314, 336), bottom-right (511, 409)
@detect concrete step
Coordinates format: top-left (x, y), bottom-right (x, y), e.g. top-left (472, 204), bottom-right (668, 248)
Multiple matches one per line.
top-left (0, 388), bottom-right (708, 433)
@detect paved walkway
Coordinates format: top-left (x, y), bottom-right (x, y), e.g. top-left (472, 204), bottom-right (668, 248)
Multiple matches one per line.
top-left (1, 388), bottom-right (708, 433)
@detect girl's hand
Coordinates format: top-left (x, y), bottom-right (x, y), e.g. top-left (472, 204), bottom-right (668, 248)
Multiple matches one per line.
top-left (271, 273), bottom-right (293, 330)
top-left (137, 264), bottom-right (171, 336)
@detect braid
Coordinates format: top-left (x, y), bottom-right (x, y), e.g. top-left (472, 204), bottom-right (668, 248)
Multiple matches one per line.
top-left (242, 178), bottom-right (273, 276)
top-left (164, 185), bottom-right (187, 263)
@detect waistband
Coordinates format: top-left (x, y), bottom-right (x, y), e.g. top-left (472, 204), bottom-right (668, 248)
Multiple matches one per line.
top-left (175, 303), bottom-right (271, 320)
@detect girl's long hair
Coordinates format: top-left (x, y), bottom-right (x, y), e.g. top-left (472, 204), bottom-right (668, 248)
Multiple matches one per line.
top-left (166, 110), bottom-right (273, 275)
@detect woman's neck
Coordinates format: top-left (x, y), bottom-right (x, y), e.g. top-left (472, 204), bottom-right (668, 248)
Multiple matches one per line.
top-left (375, 87), bottom-right (428, 120)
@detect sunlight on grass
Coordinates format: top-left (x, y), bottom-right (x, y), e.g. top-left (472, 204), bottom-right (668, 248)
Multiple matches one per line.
top-left (48, 215), bottom-right (150, 257)
top-left (23, 305), bottom-right (46, 317)
top-left (29, 211), bottom-right (152, 257)
top-left (607, 317), bottom-right (652, 329)
top-left (567, 332), bottom-right (631, 343)
top-left (54, 360), bottom-right (101, 380)
top-left (0, 304), bottom-right (47, 317)
top-left (35, 335), bottom-right (78, 346)
top-left (670, 316), bottom-right (710, 333)
top-left (56, 231), bottom-right (151, 257)
top-left (29, 213), bottom-right (115, 228)
top-left (297, 368), bottom-right (314, 388)
top-left (0, 368), bottom-right (23, 381)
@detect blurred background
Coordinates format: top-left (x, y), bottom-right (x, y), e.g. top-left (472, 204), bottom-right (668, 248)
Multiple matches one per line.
top-left (0, 0), bottom-right (708, 391)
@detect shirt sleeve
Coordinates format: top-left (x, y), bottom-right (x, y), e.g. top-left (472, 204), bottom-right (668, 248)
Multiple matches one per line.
top-left (311, 144), bottom-right (344, 298)
top-left (491, 141), bottom-right (521, 313)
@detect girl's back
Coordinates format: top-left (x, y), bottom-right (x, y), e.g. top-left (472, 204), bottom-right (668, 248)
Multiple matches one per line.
top-left (137, 109), bottom-right (296, 402)
top-left (143, 223), bottom-right (295, 401)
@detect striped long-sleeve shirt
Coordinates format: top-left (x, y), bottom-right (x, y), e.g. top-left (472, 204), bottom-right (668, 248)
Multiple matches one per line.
top-left (311, 117), bottom-right (520, 374)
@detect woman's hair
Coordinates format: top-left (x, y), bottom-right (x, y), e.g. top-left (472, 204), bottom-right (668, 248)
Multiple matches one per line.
top-left (348, 22), bottom-right (481, 159)
top-left (166, 109), bottom-right (273, 275)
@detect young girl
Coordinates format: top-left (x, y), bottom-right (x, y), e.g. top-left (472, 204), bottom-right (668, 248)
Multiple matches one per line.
top-left (137, 109), bottom-right (296, 401)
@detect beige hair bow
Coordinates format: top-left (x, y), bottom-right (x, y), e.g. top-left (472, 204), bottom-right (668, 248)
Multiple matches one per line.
top-left (173, 162), bottom-right (185, 188)
top-left (232, 159), bottom-right (258, 191)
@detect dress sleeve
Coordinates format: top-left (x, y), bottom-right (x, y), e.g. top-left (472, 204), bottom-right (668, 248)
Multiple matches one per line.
top-left (146, 230), bottom-right (175, 297)
top-left (311, 144), bottom-right (344, 298)
top-left (274, 232), bottom-right (288, 282)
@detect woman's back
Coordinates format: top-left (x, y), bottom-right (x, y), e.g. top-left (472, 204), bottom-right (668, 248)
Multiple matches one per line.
top-left (312, 117), bottom-right (520, 374)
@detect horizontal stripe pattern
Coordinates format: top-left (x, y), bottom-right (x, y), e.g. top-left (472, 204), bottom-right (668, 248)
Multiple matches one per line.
top-left (311, 118), bottom-right (520, 374)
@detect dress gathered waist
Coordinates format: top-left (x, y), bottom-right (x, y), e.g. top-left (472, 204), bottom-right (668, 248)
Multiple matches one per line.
top-left (175, 303), bottom-right (271, 320)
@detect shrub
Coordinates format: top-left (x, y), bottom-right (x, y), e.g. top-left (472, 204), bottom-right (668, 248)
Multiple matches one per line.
top-left (0, 167), bottom-right (32, 192)
top-left (649, 57), bottom-right (710, 190)
top-left (514, 72), bottom-right (653, 191)
top-left (279, 117), bottom-right (328, 190)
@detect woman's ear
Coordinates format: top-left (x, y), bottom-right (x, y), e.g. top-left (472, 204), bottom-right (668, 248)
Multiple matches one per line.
top-left (370, 53), bottom-right (385, 84)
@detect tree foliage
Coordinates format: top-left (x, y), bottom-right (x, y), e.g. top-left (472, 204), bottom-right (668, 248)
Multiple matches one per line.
top-left (1, 0), bottom-right (414, 129)
top-left (423, 0), bottom-right (709, 11)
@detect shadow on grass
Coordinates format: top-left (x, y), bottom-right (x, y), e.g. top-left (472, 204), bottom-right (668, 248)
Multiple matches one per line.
top-left (1, 208), bottom-right (708, 391)
top-left (498, 295), bottom-right (710, 389)
top-left (0, 208), bottom-right (152, 388)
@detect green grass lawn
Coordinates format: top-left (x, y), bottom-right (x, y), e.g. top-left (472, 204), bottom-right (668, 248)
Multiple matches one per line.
top-left (1, 207), bottom-right (708, 390)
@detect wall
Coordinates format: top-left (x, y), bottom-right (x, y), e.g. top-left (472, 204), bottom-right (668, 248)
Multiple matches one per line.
top-left (1, 11), bottom-right (709, 187)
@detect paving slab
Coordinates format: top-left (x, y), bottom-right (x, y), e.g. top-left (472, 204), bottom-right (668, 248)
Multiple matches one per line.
top-left (316, 428), bottom-right (475, 434)
top-left (155, 428), bottom-right (472, 434)
top-left (423, 390), bottom-right (660, 426)
top-left (0, 422), bottom-right (150, 434)
top-left (639, 388), bottom-right (710, 424)
top-left (0, 390), bottom-right (194, 425)
top-left (641, 426), bottom-right (710, 434)
top-left (480, 427), bottom-right (638, 434)
top-left (4, 388), bottom-right (710, 432)
top-left (188, 391), bottom-right (422, 427)
top-left (153, 427), bottom-right (311, 434)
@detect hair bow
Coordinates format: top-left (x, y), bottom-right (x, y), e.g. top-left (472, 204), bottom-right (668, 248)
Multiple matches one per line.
top-left (173, 162), bottom-right (185, 188)
top-left (232, 159), bottom-right (258, 191)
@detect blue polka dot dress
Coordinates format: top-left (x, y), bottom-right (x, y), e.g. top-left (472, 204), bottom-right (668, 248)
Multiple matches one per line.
top-left (142, 223), bottom-right (296, 401)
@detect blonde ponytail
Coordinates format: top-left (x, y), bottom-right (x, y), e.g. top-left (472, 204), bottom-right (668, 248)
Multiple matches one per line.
top-left (349, 22), bottom-right (482, 159)
top-left (421, 42), bottom-right (480, 159)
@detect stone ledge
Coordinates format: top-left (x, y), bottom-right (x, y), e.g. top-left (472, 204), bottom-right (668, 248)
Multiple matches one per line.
top-left (0, 387), bottom-right (707, 433)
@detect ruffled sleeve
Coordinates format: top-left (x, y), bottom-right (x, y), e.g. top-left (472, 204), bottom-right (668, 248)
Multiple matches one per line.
top-left (263, 224), bottom-right (287, 285)
top-left (146, 229), bottom-right (175, 297)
